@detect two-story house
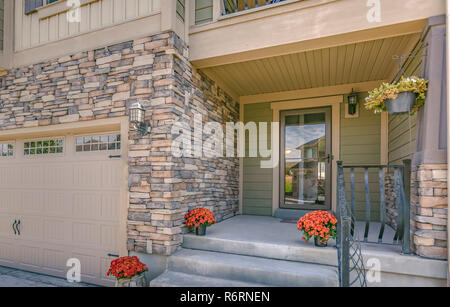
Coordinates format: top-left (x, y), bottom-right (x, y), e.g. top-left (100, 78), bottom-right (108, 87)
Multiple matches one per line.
top-left (0, 0), bottom-right (448, 287)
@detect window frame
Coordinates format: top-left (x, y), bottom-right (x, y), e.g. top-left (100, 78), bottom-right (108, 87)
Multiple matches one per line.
top-left (25, 0), bottom-right (60, 15)
top-left (0, 141), bottom-right (15, 159)
top-left (23, 137), bottom-right (65, 157)
top-left (176, 0), bottom-right (186, 22)
top-left (74, 132), bottom-right (122, 154)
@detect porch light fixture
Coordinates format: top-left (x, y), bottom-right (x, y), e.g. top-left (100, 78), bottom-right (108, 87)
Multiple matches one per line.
top-left (129, 102), bottom-right (148, 136)
top-left (347, 90), bottom-right (359, 116)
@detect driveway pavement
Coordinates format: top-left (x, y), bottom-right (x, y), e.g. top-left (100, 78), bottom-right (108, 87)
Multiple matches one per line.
top-left (0, 266), bottom-right (97, 287)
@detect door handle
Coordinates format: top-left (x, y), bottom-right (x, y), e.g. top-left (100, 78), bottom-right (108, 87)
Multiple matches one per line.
top-left (108, 253), bottom-right (120, 258)
top-left (327, 154), bottom-right (334, 164)
top-left (12, 220), bottom-right (17, 235)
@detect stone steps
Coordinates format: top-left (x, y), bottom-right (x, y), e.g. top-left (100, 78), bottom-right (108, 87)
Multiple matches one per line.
top-left (151, 248), bottom-right (338, 287)
top-left (150, 271), bottom-right (270, 287)
top-left (183, 233), bottom-right (338, 267)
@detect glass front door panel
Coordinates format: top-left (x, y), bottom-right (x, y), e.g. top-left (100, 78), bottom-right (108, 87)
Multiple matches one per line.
top-left (282, 109), bottom-right (330, 209)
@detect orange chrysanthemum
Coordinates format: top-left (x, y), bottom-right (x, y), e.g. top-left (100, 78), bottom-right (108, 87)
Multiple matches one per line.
top-left (107, 256), bottom-right (148, 280)
top-left (297, 211), bottom-right (338, 244)
top-left (185, 208), bottom-right (216, 228)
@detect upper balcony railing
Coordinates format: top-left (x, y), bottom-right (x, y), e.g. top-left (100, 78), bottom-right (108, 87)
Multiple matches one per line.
top-left (222, 0), bottom-right (287, 15)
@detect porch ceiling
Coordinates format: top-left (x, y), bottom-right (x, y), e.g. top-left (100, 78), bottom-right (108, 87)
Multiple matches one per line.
top-left (200, 33), bottom-right (421, 97)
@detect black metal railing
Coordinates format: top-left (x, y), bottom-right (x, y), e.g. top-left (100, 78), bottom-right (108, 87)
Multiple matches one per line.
top-left (336, 159), bottom-right (412, 287)
top-left (222, 0), bottom-right (286, 15)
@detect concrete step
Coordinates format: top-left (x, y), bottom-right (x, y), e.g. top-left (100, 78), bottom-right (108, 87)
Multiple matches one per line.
top-left (183, 234), bottom-right (338, 267)
top-left (150, 271), bottom-right (271, 287)
top-left (167, 249), bottom-right (339, 287)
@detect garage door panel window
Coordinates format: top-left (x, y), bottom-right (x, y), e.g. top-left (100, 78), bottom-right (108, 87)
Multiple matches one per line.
top-left (76, 134), bottom-right (121, 153)
top-left (0, 143), bottom-right (14, 157)
top-left (24, 139), bottom-right (64, 156)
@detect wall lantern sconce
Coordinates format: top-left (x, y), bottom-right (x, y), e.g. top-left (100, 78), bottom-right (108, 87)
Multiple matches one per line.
top-left (129, 102), bottom-right (149, 136)
top-left (347, 90), bottom-right (359, 116)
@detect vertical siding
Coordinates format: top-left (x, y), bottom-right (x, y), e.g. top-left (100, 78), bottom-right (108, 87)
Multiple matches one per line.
top-left (341, 93), bottom-right (382, 221)
top-left (14, 0), bottom-right (161, 51)
top-left (388, 40), bottom-right (423, 165)
top-left (195, 0), bottom-right (213, 25)
top-left (242, 103), bottom-right (273, 216)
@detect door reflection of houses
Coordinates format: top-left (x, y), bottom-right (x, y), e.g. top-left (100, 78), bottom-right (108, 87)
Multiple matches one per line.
top-left (291, 136), bottom-right (326, 205)
top-left (282, 108), bottom-right (330, 210)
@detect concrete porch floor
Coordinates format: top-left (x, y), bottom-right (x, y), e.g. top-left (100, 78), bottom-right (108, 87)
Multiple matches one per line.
top-left (199, 215), bottom-right (398, 248)
top-left (182, 215), bottom-right (447, 286)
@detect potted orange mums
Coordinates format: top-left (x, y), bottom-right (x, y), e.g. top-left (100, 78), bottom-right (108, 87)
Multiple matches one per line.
top-left (297, 211), bottom-right (338, 247)
top-left (107, 256), bottom-right (148, 287)
top-left (185, 208), bottom-right (216, 236)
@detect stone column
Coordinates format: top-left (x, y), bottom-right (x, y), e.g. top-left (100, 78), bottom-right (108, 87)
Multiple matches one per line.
top-left (127, 32), bottom-right (240, 256)
top-left (412, 15), bottom-right (448, 260)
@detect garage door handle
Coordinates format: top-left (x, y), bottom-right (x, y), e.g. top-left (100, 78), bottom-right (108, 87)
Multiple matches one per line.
top-left (108, 155), bottom-right (121, 159)
top-left (16, 220), bottom-right (21, 236)
top-left (108, 253), bottom-right (120, 258)
top-left (12, 220), bottom-right (17, 235)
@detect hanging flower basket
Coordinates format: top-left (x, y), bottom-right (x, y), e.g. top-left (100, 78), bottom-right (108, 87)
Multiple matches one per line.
top-left (365, 76), bottom-right (428, 115)
top-left (185, 208), bottom-right (216, 236)
top-left (384, 91), bottom-right (416, 115)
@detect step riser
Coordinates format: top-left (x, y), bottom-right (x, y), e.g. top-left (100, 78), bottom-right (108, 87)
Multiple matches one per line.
top-left (150, 271), bottom-right (270, 288)
top-left (183, 236), bottom-right (338, 267)
top-left (168, 255), bottom-right (338, 287)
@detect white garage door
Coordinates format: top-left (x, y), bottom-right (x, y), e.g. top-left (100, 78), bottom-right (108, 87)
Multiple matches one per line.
top-left (0, 131), bottom-right (123, 286)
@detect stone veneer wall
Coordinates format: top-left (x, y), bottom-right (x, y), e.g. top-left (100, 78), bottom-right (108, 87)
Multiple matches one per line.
top-left (172, 34), bottom-right (240, 221)
top-left (0, 31), bottom-right (239, 256)
top-left (384, 165), bottom-right (448, 260)
top-left (411, 165), bottom-right (448, 260)
top-left (384, 174), bottom-right (398, 230)
top-left (128, 33), bottom-right (240, 256)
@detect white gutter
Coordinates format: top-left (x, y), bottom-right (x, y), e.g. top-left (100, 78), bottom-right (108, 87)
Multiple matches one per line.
top-left (447, 0), bottom-right (450, 288)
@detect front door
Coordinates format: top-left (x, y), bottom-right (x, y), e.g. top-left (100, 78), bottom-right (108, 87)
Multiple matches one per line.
top-left (280, 108), bottom-right (332, 210)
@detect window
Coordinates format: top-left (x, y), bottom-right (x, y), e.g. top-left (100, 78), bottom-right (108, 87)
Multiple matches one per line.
top-left (76, 134), bottom-right (121, 152)
top-left (24, 0), bottom-right (60, 14)
top-left (0, 143), bottom-right (14, 157)
top-left (195, 0), bottom-right (213, 25)
top-left (176, 0), bottom-right (185, 21)
top-left (24, 139), bottom-right (64, 156)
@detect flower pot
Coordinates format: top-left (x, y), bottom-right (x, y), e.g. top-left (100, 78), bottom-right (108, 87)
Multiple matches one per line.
top-left (385, 91), bottom-right (416, 115)
top-left (115, 274), bottom-right (147, 287)
top-left (314, 237), bottom-right (328, 248)
top-left (195, 224), bottom-right (207, 236)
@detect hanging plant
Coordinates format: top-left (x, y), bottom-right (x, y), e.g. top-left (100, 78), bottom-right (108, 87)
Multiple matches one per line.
top-left (364, 76), bottom-right (428, 115)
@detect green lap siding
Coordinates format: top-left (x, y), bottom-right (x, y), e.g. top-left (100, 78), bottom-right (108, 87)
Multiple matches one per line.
top-left (242, 97), bottom-right (382, 219)
top-left (195, 0), bottom-right (213, 24)
top-left (242, 103), bottom-right (273, 216)
top-left (340, 93), bottom-right (382, 221)
top-left (388, 41), bottom-right (423, 165)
